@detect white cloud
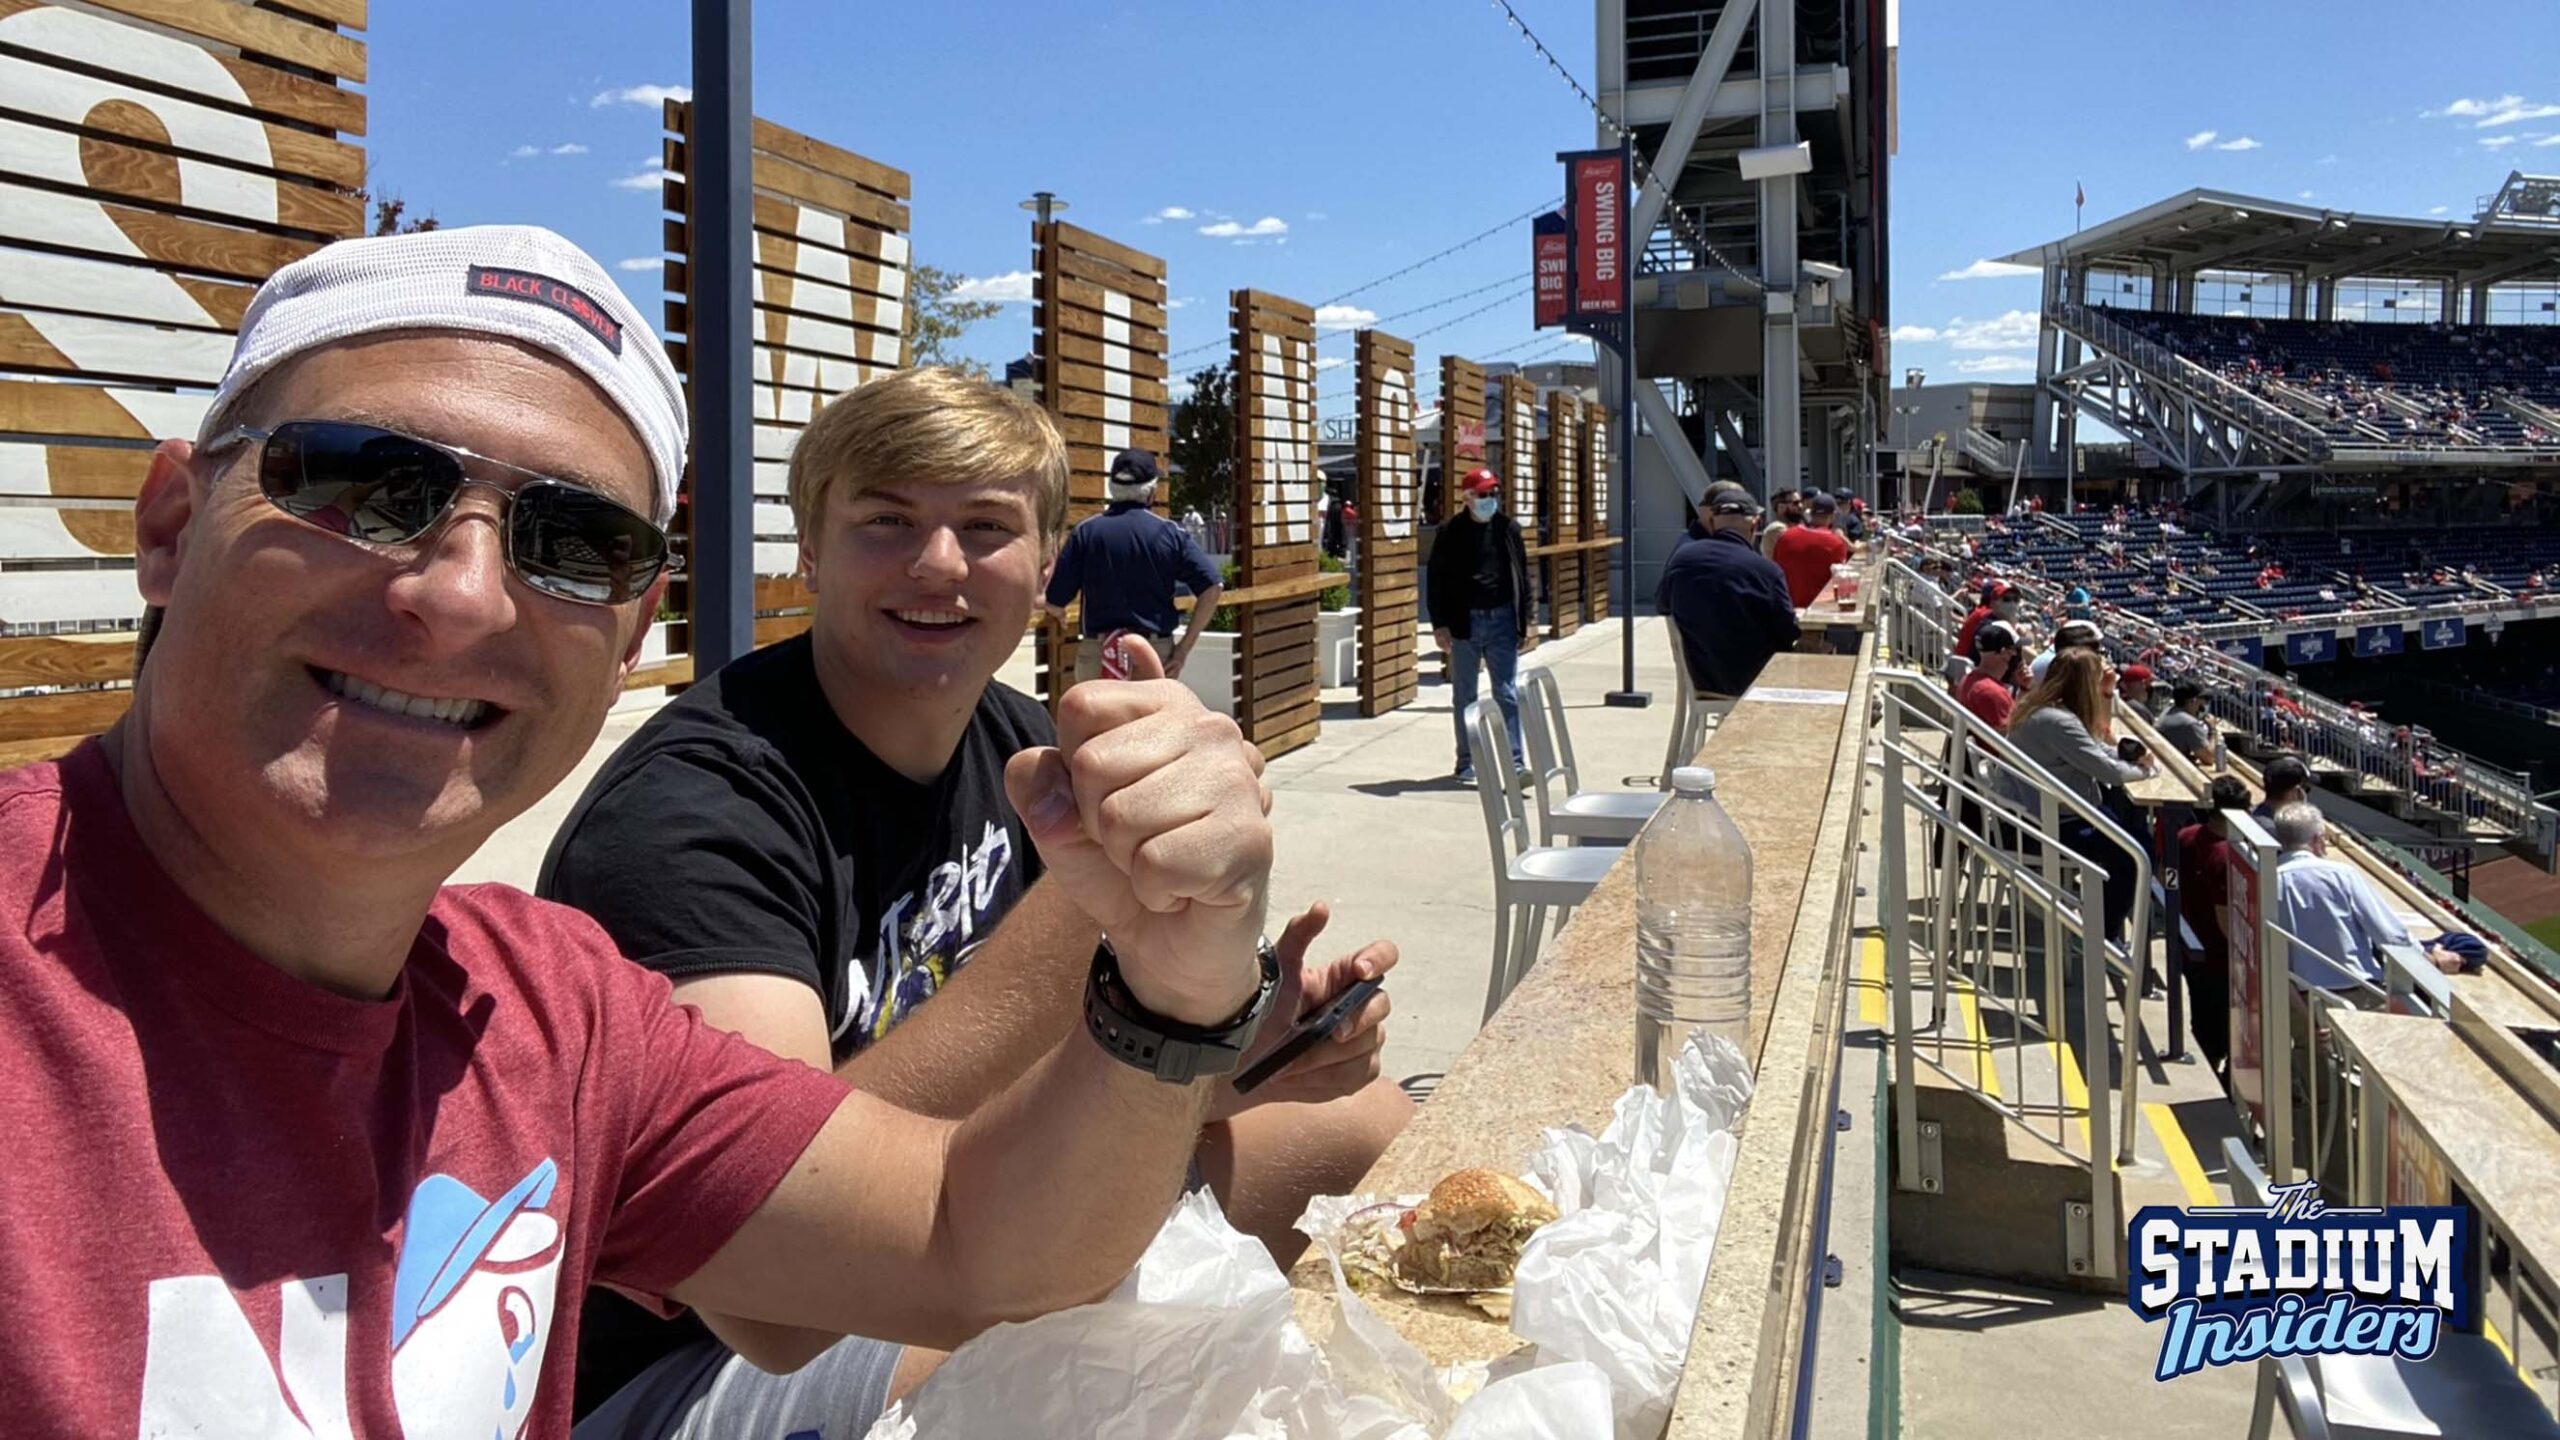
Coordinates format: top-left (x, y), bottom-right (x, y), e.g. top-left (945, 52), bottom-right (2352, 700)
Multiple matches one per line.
top-left (2214, 136), bottom-right (2262, 151)
top-left (616, 257), bottom-right (660, 272)
top-left (2297, 189), bottom-right (2316, 200)
top-left (1315, 356), bottom-right (1347, 372)
top-left (511, 144), bottom-right (540, 159)
top-left (951, 271), bottom-right (1037, 304)
top-left (2481, 135), bottom-right (2520, 149)
top-left (2184, 129), bottom-right (2219, 151)
top-left (1944, 310), bottom-right (2039, 350)
top-left (514, 141), bottom-right (589, 159)
top-left (2428, 205), bottom-right (2451, 215)
top-left (1954, 353), bottom-right (2035, 375)
top-left (1937, 258), bottom-right (2037, 281)
top-left (2316, 153), bottom-right (2340, 165)
top-left (1142, 205), bottom-right (1194, 224)
top-left (1890, 323), bottom-right (1943, 342)
top-left (2426, 95), bottom-right (2560, 128)
top-left (2539, 134), bottom-right (2560, 146)
top-left (1312, 304), bottom-right (1376, 330)
top-left (1199, 216), bottom-right (1288, 239)
top-left (550, 142), bottom-right (588, 156)
top-left (1166, 297), bottom-right (1194, 310)
top-left (592, 83), bottom-right (691, 108)
top-left (1306, 211), bottom-right (1329, 221)
top-left (611, 167), bottom-right (676, 191)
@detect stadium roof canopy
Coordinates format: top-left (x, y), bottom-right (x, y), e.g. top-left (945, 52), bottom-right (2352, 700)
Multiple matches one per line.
top-left (1997, 172), bottom-right (2560, 288)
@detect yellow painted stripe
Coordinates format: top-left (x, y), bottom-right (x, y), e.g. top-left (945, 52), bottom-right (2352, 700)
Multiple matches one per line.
top-left (1957, 985), bottom-right (1999, 1098)
top-left (2052, 1039), bottom-right (2092, 1151)
top-left (2144, 1102), bottom-right (2218, 1207)
top-left (2485, 1315), bottom-right (2515, 1366)
top-left (1858, 933), bottom-right (1886, 1025)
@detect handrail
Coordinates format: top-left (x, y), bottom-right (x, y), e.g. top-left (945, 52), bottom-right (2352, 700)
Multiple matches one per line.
top-left (2051, 303), bottom-right (2334, 463)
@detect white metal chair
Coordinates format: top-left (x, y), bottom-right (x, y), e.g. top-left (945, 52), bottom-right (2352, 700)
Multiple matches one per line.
top-left (1468, 699), bottom-right (1620, 1023)
top-left (1520, 667), bottom-right (1664, 845)
top-left (1659, 616), bottom-right (1736, 788)
top-left (2219, 1138), bottom-right (2558, 1440)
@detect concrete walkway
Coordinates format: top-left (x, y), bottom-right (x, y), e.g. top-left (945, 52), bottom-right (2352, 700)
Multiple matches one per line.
top-left (457, 615), bottom-right (1685, 1086)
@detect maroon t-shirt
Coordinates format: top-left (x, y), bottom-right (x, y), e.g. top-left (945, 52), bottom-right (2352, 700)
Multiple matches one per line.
top-left (0, 743), bottom-right (849, 1439)
top-left (1955, 668), bottom-right (2017, 734)
top-left (1771, 524), bottom-right (1852, 610)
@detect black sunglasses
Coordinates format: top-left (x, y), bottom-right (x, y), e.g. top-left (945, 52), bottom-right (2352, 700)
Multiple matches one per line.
top-left (201, 419), bottom-right (672, 606)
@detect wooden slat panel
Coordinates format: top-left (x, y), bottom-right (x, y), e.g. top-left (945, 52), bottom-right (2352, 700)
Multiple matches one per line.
top-left (0, 179), bottom-right (320, 278)
top-left (1044, 272), bottom-right (1169, 331)
top-left (0, 115), bottom-right (359, 234)
top-left (662, 151), bottom-right (909, 235)
top-left (1044, 246), bottom-right (1167, 306)
top-left (70, 0), bottom-right (367, 82)
top-left (0, 440), bottom-right (151, 499)
top-left (0, 682), bottom-right (129, 741)
top-left (671, 196), bottom-right (911, 271)
top-left (1050, 360), bottom-right (1168, 407)
top-left (0, 378), bottom-right (206, 439)
top-left (0, 309), bottom-right (230, 385)
top-left (1048, 330), bottom-right (1169, 380)
top-left (0, 565), bottom-right (143, 625)
top-left (1051, 221), bottom-right (1167, 281)
top-left (667, 102), bottom-right (912, 201)
top-left (0, 1), bottom-right (366, 135)
top-left (1, 246), bottom-right (253, 330)
top-left (1051, 389), bottom-right (1167, 430)
top-left (0, 51), bottom-right (364, 187)
top-left (0, 497), bottom-right (133, 555)
top-left (0, 632), bottom-right (133, 685)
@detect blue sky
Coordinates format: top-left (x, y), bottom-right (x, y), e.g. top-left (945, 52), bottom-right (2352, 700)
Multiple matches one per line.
top-left (365, 1), bottom-right (2560, 396)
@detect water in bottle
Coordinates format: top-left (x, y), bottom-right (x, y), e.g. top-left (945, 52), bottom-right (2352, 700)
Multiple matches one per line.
top-left (1634, 765), bottom-right (1755, 1090)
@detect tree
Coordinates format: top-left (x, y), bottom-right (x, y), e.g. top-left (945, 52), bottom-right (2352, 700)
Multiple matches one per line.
top-left (903, 264), bottom-right (1002, 375)
top-left (353, 169), bottom-right (438, 235)
top-left (1165, 364), bottom-right (1235, 520)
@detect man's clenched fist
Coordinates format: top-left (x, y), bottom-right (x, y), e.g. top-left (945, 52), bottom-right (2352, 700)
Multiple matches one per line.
top-left (1004, 636), bottom-right (1273, 1026)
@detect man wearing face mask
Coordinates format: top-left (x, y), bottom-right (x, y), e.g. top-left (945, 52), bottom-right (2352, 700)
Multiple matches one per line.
top-left (1955, 580), bottom-right (2024, 661)
top-left (1427, 467), bottom-right (1532, 782)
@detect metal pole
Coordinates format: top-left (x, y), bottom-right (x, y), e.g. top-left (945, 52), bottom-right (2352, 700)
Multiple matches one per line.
top-left (689, 0), bottom-right (754, 674)
top-left (1606, 133), bottom-right (1649, 708)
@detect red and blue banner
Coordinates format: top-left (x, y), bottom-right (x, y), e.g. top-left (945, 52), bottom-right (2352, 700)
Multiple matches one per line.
top-left (1532, 211), bottom-right (1570, 329)
top-left (1561, 149), bottom-right (1627, 319)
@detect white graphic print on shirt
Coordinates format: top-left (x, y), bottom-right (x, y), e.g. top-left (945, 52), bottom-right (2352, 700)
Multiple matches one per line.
top-left (135, 1159), bottom-right (564, 1438)
top-left (841, 819), bottom-right (1017, 1046)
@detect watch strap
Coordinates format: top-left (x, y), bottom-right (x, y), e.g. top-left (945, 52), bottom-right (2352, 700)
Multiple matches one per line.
top-left (1083, 936), bottom-right (1280, 1084)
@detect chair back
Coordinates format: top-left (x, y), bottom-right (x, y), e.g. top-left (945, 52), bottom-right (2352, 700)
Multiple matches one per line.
top-left (1662, 616), bottom-right (1711, 787)
top-left (1520, 669), bottom-right (1582, 841)
top-left (1468, 700), bottom-right (1531, 868)
top-left (2221, 1136), bottom-right (2268, 1206)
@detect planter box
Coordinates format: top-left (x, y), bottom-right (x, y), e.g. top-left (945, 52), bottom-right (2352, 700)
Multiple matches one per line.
top-left (1182, 632), bottom-right (1238, 717)
top-left (1316, 606), bottom-right (1359, 688)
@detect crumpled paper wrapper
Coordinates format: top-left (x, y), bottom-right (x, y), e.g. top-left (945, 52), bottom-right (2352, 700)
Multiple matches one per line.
top-left (860, 1032), bottom-right (1752, 1439)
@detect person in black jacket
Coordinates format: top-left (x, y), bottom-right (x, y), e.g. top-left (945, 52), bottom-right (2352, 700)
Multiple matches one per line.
top-left (1656, 481), bottom-right (1800, 700)
top-left (1427, 466), bottom-right (1533, 780)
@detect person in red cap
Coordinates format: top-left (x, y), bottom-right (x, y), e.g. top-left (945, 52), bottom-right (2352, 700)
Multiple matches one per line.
top-left (1426, 466), bottom-right (1532, 781)
top-left (1954, 580), bottom-right (2024, 661)
top-left (2117, 662), bottom-right (2158, 718)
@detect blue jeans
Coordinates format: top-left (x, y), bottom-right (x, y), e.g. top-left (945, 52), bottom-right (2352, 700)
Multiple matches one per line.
top-left (1451, 604), bottom-right (1524, 771)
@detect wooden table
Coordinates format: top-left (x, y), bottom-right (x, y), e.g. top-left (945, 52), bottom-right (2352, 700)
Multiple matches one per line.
top-left (1284, 652), bottom-right (1866, 1367)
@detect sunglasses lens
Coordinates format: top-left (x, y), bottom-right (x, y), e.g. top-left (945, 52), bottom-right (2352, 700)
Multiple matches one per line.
top-left (511, 483), bottom-right (667, 605)
top-left (260, 421), bottom-right (465, 544)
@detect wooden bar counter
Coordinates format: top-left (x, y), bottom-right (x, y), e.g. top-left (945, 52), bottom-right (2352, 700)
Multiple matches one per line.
top-left (1284, 650), bottom-right (1871, 1381)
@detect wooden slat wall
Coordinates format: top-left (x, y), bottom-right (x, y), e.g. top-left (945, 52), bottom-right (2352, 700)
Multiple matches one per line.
top-left (1032, 220), bottom-right (1169, 710)
top-left (1583, 396), bottom-right (1614, 620)
top-left (1354, 329), bottom-right (1418, 717)
top-left (1437, 356), bottom-right (1487, 522)
top-left (1544, 388), bottom-right (1585, 638)
top-left (663, 101), bottom-right (908, 669)
top-left (0, 0), bottom-right (366, 764)
top-left (1491, 372), bottom-right (1541, 648)
top-left (1230, 290), bottom-right (1321, 759)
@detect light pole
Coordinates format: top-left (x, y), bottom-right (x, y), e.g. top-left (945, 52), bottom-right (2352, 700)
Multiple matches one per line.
top-left (690, 0), bottom-right (754, 675)
top-left (1020, 191), bottom-right (1069, 226)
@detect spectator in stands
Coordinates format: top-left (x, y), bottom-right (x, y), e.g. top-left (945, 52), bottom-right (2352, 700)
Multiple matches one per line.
top-left (1957, 621), bottom-right (2022, 733)
top-left (2271, 803), bottom-right (2470, 990)
top-left (2027, 617), bottom-right (2105, 686)
top-left (2117, 662), bottom-right (2159, 717)
top-left (2156, 679), bottom-right (2217, 762)
top-left (1772, 490), bottom-right (1854, 610)
top-left (2256, 753), bottom-right (2313, 819)
top-left (1042, 448), bottom-right (1225, 682)
top-left (2175, 775), bottom-right (2253, 1075)
top-left (1758, 488), bottom-right (1802, 558)
top-left (1956, 581), bottom-right (2025, 661)
top-left (2007, 649), bottom-right (2155, 945)
top-left (2065, 585), bottom-right (2094, 619)
top-left (1428, 466), bottom-right (1532, 781)
top-left (1656, 482), bottom-right (1800, 705)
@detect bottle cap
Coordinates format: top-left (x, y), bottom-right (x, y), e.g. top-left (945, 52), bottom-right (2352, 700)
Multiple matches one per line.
top-left (1670, 766), bottom-right (1717, 795)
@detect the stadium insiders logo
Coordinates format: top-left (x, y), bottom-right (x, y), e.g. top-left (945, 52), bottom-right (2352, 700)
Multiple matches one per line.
top-left (2129, 1181), bottom-right (2472, 1381)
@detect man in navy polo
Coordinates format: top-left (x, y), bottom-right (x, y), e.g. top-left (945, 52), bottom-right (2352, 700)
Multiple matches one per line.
top-left (1042, 448), bottom-right (1225, 682)
top-left (1656, 481), bottom-right (1800, 702)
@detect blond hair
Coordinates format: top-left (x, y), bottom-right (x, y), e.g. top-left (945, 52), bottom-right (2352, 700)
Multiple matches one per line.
top-left (787, 366), bottom-right (1069, 542)
top-left (2010, 647), bottom-right (2112, 738)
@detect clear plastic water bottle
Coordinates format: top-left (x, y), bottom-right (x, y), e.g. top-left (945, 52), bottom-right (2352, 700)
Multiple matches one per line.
top-left (1635, 766), bottom-right (1754, 1090)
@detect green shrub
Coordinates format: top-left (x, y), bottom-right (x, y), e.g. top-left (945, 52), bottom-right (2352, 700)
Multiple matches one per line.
top-left (1319, 552), bottom-right (1351, 612)
top-left (1209, 559), bottom-right (1242, 633)
top-left (1949, 488), bottom-right (1985, 516)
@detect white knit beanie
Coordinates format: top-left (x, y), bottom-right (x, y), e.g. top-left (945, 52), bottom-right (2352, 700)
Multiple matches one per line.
top-left (207, 225), bottom-right (687, 523)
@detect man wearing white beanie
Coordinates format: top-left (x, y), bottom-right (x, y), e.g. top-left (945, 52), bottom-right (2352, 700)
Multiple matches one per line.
top-left (0, 225), bottom-right (1282, 1438)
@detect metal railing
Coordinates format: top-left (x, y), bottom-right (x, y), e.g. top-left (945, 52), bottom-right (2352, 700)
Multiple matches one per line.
top-left (1876, 558), bottom-right (1958, 680)
top-left (1875, 667), bottom-right (2154, 1279)
top-left (2051, 302), bottom-right (2335, 463)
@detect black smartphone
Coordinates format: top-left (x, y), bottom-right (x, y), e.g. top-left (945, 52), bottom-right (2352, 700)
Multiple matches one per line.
top-left (1229, 977), bottom-right (1384, 1095)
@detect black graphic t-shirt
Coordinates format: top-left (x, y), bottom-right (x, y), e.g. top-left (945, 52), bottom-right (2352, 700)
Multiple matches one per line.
top-left (540, 631), bottom-right (1051, 1060)
top-left (540, 633), bottom-right (1050, 1413)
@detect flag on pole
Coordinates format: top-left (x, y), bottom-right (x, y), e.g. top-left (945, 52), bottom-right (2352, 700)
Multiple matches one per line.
top-left (2075, 180), bottom-right (2085, 208)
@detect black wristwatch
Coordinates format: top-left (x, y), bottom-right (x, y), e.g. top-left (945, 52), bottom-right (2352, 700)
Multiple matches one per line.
top-left (1083, 935), bottom-right (1281, 1084)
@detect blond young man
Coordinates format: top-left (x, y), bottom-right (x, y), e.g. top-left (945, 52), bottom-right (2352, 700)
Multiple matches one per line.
top-left (542, 367), bottom-right (1410, 1436)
